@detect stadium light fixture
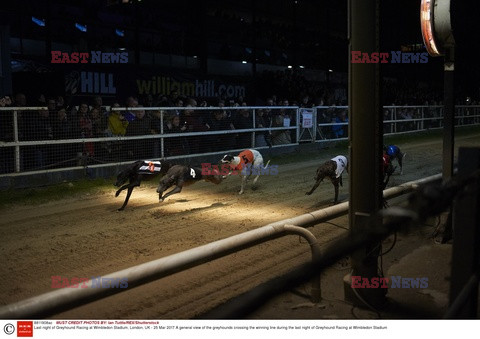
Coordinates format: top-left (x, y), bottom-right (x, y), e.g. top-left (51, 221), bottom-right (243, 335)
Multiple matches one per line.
top-left (242, 60), bottom-right (247, 64)
top-left (75, 23), bottom-right (87, 33)
top-left (32, 17), bottom-right (46, 27)
top-left (420, 0), bottom-right (454, 57)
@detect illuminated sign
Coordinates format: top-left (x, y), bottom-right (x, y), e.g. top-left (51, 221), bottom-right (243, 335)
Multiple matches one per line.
top-left (420, 0), bottom-right (454, 57)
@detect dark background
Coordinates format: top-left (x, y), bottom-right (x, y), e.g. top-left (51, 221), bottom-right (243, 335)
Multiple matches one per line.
top-left (1, 0), bottom-right (479, 104)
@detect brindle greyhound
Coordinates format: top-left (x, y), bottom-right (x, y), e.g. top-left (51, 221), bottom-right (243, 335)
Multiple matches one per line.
top-left (305, 155), bottom-right (348, 204)
top-left (156, 165), bottom-right (223, 201)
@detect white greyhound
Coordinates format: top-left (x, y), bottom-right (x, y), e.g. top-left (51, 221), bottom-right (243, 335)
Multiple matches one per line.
top-left (221, 149), bottom-right (270, 194)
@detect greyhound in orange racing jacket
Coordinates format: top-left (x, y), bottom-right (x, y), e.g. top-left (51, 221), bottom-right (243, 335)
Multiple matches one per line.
top-left (220, 149), bottom-right (270, 194)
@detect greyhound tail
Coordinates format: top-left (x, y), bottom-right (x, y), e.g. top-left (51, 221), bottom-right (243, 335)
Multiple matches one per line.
top-left (263, 160), bottom-right (271, 169)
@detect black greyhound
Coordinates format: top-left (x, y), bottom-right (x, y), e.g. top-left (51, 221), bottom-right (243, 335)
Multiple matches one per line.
top-left (115, 160), bottom-right (171, 211)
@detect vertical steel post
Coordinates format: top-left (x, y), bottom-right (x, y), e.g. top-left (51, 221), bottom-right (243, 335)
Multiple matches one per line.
top-left (346, 0), bottom-right (385, 308)
top-left (440, 47), bottom-right (455, 243)
top-left (443, 47), bottom-right (455, 179)
top-left (13, 110), bottom-right (20, 173)
top-left (160, 110), bottom-right (164, 159)
top-left (252, 108), bottom-right (256, 147)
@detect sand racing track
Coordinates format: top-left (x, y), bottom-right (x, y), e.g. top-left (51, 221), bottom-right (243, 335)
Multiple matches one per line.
top-left (1, 131), bottom-right (480, 319)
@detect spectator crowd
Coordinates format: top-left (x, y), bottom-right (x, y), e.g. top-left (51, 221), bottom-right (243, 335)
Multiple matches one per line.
top-left (2, 70), bottom-right (476, 174)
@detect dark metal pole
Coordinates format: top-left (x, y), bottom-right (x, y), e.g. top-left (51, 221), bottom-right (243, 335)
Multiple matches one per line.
top-left (346, 0), bottom-right (385, 308)
top-left (440, 47), bottom-right (455, 243)
top-left (443, 47), bottom-right (455, 179)
top-left (448, 147), bottom-right (480, 318)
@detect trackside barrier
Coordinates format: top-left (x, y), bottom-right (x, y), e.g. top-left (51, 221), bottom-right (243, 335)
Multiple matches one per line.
top-left (0, 173), bottom-right (441, 319)
top-left (1, 105), bottom-right (479, 177)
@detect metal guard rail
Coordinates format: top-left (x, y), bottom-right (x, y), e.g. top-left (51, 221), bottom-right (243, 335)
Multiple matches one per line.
top-left (0, 173), bottom-right (441, 319)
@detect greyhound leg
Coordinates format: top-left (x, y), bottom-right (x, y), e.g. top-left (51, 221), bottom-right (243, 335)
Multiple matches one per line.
top-left (252, 160), bottom-right (264, 185)
top-left (239, 175), bottom-right (247, 194)
top-left (156, 183), bottom-right (170, 201)
top-left (115, 183), bottom-right (131, 197)
top-left (156, 182), bottom-right (168, 200)
top-left (399, 152), bottom-right (405, 175)
top-left (161, 185), bottom-right (183, 201)
top-left (118, 186), bottom-right (135, 211)
top-left (333, 182), bottom-right (339, 204)
top-left (305, 180), bottom-right (321, 195)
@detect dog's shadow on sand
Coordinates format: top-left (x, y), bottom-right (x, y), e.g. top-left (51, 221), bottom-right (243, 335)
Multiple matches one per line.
top-left (113, 198), bottom-right (192, 212)
top-left (187, 202), bottom-right (230, 213)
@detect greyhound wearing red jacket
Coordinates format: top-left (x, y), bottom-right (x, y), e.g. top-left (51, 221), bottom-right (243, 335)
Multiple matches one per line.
top-left (220, 149), bottom-right (270, 195)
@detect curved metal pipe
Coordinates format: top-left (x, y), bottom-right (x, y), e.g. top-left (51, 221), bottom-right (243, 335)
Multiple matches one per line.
top-left (283, 224), bottom-right (322, 302)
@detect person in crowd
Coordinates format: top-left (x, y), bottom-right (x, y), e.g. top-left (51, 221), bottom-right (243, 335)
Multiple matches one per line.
top-left (270, 101), bottom-right (291, 145)
top-left (91, 107), bottom-right (108, 138)
top-left (52, 107), bottom-right (71, 140)
top-left (92, 95), bottom-right (107, 117)
top-left (165, 115), bottom-right (189, 156)
top-left (51, 107), bottom-right (75, 165)
top-left (76, 102), bottom-right (94, 157)
top-left (91, 107), bottom-right (110, 158)
top-left (150, 109), bottom-right (165, 157)
top-left (270, 113), bottom-right (291, 145)
top-left (124, 96), bottom-right (138, 122)
top-left (105, 103), bottom-right (128, 158)
top-left (0, 95), bottom-right (14, 173)
top-left (77, 103), bottom-right (93, 138)
top-left (255, 108), bottom-right (271, 147)
top-left (108, 103), bottom-right (129, 136)
top-left (181, 98), bottom-right (209, 153)
top-left (47, 97), bottom-right (57, 117)
top-left (36, 94), bottom-right (47, 106)
top-left (207, 109), bottom-right (233, 151)
top-left (280, 99), bottom-right (296, 142)
top-left (22, 108), bottom-right (54, 169)
top-left (56, 96), bottom-right (65, 110)
top-left (14, 93), bottom-right (27, 107)
top-left (125, 105), bottom-right (152, 159)
top-left (332, 110), bottom-right (348, 139)
top-left (233, 103), bottom-right (253, 149)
